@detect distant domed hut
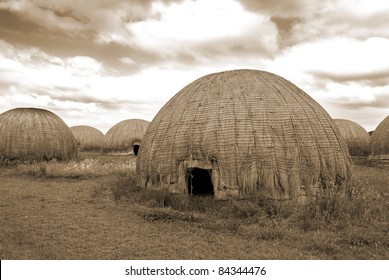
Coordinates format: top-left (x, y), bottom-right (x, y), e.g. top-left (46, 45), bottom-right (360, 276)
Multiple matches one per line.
top-left (334, 119), bottom-right (370, 156)
top-left (70, 125), bottom-right (104, 152)
top-left (104, 119), bottom-right (149, 155)
top-left (369, 115), bottom-right (389, 165)
top-left (0, 108), bottom-right (78, 162)
top-left (136, 69), bottom-right (352, 200)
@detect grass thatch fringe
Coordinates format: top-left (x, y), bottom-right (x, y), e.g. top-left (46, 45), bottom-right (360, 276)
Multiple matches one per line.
top-left (136, 69), bottom-right (352, 201)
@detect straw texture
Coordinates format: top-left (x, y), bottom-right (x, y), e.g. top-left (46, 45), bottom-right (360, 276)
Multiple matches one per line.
top-left (70, 125), bottom-right (104, 152)
top-left (334, 119), bottom-right (370, 156)
top-left (104, 119), bottom-right (149, 152)
top-left (136, 69), bottom-right (352, 200)
top-left (369, 115), bottom-right (389, 165)
top-left (0, 108), bottom-right (78, 161)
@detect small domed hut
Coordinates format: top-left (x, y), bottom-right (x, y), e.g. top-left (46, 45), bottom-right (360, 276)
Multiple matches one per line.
top-left (104, 119), bottom-right (149, 155)
top-left (0, 108), bottom-right (78, 161)
top-left (70, 125), bottom-right (104, 152)
top-left (334, 119), bottom-right (370, 156)
top-left (369, 115), bottom-right (389, 166)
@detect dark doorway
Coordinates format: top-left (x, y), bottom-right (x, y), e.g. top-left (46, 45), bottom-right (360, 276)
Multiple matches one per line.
top-left (133, 144), bottom-right (140, 156)
top-left (187, 168), bottom-right (214, 196)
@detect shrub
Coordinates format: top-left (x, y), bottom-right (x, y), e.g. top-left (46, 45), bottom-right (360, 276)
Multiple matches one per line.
top-left (297, 180), bottom-right (388, 232)
top-left (110, 172), bottom-right (139, 202)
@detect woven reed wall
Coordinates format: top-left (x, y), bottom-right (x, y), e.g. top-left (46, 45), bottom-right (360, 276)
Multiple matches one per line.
top-left (334, 119), bottom-right (370, 156)
top-left (370, 115), bottom-right (389, 157)
top-left (70, 125), bottom-right (104, 151)
top-left (0, 108), bottom-right (78, 161)
top-left (137, 69), bottom-right (352, 200)
top-left (104, 119), bottom-right (149, 152)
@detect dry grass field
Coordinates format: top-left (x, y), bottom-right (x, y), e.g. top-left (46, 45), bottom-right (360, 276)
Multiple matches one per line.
top-left (0, 153), bottom-right (388, 260)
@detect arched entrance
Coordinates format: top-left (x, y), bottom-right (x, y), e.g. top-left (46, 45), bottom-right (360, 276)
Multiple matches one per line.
top-left (186, 168), bottom-right (214, 196)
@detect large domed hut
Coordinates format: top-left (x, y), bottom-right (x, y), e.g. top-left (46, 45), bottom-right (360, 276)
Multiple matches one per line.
top-left (0, 108), bottom-right (78, 162)
top-left (104, 119), bottom-right (149, 155)
top-left (334, 119), bottom-right (370, 156)
top-left (136, 69), bottom-right (352, 201)
top-left (70, 125), bottom-right (104, 152)
top-left (369, 115), bottom-right (389, 166)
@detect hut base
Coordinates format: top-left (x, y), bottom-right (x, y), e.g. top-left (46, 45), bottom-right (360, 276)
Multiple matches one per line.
top-left (368, 155), bottom-right (389, 168)
top-left (139, 157), bottom-right (345, 202)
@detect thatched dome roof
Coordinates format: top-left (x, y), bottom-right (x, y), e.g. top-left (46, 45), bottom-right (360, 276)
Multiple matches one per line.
top-left (370, 115), bottom-right (389, 157)
top-left (0, 108), bottom-right (78, 161)
top-left (334, 119), bottom-right (370, 156)
top-left (137, 69), bottom-right (352, 200)
top-left (70, 125), bottom-right (104, 152)
top-left (104, 119), bottom-right (149, 153)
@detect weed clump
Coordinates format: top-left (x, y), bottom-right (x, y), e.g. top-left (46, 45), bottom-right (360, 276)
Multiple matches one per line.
top-left (110, 172), bottom-right (139, 202)
top-left (102, 171), bottom-right (389, 246)
top-left (296, 180), bottom-right (388, 232)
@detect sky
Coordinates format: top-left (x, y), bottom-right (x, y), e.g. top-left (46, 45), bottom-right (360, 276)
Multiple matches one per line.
top-left (1, 0), bottom-right (389, 133)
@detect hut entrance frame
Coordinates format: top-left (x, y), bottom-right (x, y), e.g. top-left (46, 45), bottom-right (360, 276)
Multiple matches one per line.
top-left (186, 168), bottom-right (214, 196)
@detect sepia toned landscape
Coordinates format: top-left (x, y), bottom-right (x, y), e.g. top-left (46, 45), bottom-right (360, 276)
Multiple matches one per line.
top-left (1, 0), bottom-right (389, 263)
top-left (0, 152), bottom-right (388, 259)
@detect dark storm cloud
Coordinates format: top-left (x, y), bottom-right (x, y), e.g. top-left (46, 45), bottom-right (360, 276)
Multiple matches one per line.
top-left (270, 16), bottom-right (301, 34)
top-left (0, 0), bottom-right (282, 74)
top-left (237, 0), bottom-right (317, 49)
top-left (270, 16), bottom-right (302, 48)
top-left (311, 69), bottom-right (389, 87)
top-left (0, 10), bottom-right (156, 75)
top-left (0, 0), bottom-right (184, 75)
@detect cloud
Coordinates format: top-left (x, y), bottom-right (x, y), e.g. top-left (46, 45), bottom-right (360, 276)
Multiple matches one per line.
top-left (264, 37), bottom-right (389, 86)
top-left (238, 0), bottom-right (317, 17)
top-left (0, 0), bottom-right (282, 73)
top-left (290, 2), bottom-right (389, 45)
top-left (0, 0), bottom-right (186, 75)
top-left (259, 34), bottom-right (389, 133)
top-left (126, 0), bottom-right (278, 65)
top-left (325, 92), bottom-right (389, 132)
top-left (1, 0), bottom-right (389, 133)
top-left (0, 37), bottom-right (201, 132)
top-left (239, 0), bottom-right (389, 50)
top-left (329, 91), bottom-right (389, 110)
top-left (311, 69), bottom-right (389, 87)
